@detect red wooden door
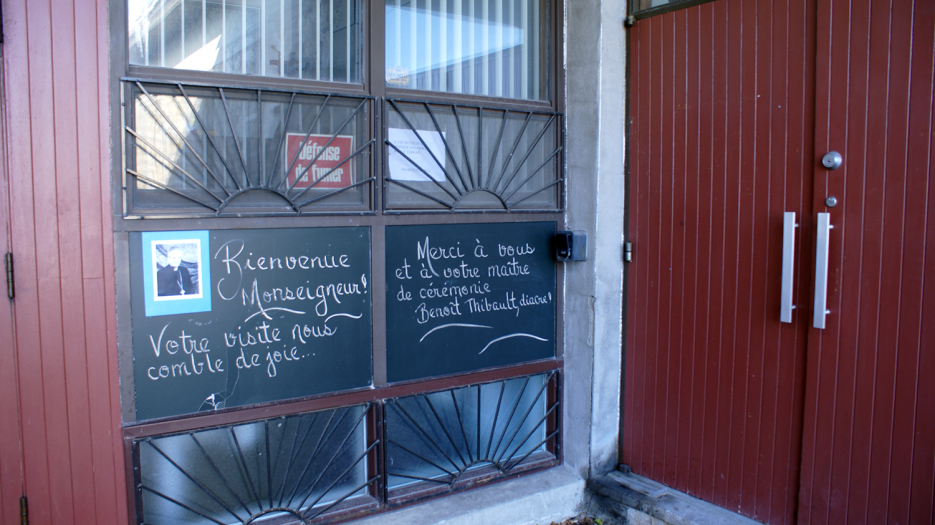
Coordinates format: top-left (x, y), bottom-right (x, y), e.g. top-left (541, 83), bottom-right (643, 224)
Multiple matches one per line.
top-left (623, 1), bottom-right (935, 524)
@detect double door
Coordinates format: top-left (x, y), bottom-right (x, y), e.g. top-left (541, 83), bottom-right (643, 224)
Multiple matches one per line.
top-left (623, 0), bottom-right (935, 524)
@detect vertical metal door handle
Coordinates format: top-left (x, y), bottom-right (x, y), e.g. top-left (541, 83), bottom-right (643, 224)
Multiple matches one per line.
top-left (780, 212), bottom-right (796, 323)
top-left (813, 213), bottom-right (832, 329)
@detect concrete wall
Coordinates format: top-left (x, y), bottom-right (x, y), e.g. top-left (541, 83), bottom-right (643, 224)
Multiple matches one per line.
top-left (563, 0), bottom-right (628, 479)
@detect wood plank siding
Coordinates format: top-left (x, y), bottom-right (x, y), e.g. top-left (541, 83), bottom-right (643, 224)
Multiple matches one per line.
top-left (1, 0), bottom-right (125, 523)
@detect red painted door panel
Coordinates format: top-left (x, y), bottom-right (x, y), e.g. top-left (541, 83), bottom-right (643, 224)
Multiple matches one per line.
top-left (798, 0), bottom-right (935, 523)
top-left (624, 2), bottom-right (815, 523)
top-left (1, 0), bottom-right (127, 524)
top-left (624, 1), bottom-right (935, 524)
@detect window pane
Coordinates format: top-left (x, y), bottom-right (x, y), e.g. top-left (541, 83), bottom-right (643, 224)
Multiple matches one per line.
top-left (129, 0), bottom-right (361, 83)
top-left (384, 0), bottom-right (550, 101)
top-left (385, 373), bottom-right (557, 490)
top-left (384, 100), bottom-right (561, 211)
top-left (125, 82), bottom-right (372, 216)
top-left (135, 406), bottom-right (372, 524)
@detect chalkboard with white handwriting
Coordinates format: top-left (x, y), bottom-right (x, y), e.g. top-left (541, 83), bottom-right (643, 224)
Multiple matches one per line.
top-left (129, 227), bottom-right (372, 421)
top-left (385, 222), bottom-right (556, 382)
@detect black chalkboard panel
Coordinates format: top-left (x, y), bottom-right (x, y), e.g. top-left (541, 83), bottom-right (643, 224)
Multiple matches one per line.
top-left (385, 222), bottom-right (556, 382)
top-left (129, 227), bottom-right (372, 421)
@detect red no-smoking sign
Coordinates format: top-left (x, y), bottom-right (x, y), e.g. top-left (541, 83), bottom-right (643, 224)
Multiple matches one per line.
top-left (285, 133), bottom-right (354, 189)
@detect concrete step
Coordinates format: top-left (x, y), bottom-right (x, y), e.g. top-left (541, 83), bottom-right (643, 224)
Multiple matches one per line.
top-left (588, 469), bottom-right (765, 525)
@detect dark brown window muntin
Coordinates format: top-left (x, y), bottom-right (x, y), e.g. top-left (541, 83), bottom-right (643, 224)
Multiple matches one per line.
top-left (629, 0), bottom-right (719, 20)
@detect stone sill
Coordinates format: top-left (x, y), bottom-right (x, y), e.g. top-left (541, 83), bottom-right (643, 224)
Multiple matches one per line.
top-left (350, 465), bottom-right (586, 525)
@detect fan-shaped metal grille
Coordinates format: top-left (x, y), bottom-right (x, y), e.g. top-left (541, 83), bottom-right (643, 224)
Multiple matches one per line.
top-left (123, 81), bottom-right (373, 217)
top-left (383, 100), bottom-right (564, 211)
top-left (385, 372), bottom-right (559, 491)
top-left (133, 404), bottom-right (377, 525)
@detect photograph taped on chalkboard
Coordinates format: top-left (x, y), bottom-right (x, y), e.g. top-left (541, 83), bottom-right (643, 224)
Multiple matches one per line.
top-left (141, 230), bottom-right (212, 317)
top-left (385, 222), bottom-right (556, 382)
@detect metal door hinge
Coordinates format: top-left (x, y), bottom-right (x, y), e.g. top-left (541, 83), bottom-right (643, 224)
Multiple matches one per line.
top-left (5, 253), bottom-right (12, 299)
top-left (624, 242), bottom-right (633, 263)
top-left (20, 496), bottom-right (28, 525)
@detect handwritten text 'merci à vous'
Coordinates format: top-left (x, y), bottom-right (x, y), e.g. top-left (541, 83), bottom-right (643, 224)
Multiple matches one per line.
top-left (393, 236), bottom-right (551, 325)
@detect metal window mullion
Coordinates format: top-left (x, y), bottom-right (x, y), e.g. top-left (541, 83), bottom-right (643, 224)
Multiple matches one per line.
top-left (202, 0), bottom-right (207, 47)
top-left (507, 0), bottom-right (514, 97)
top-left (481, 0), bottom-right (488, 96)
top-left (453, 0), bottom-right (462, 93)
top-left (316, 0), bottom-right (322, 79)
top-left (495, 0), bottom-right (503, 97)
top-left (160, 0), bottom-right (166, 66)
top-left (520, 0), bottom-right (528, 99)
top-left (426, 0), bottom-right (432, 90)
top-left (222, 0), bottom-right (227, 72)
top-left (261, 0), bottom-right (265, 75)
top-left (242, 0), bottom-right (247, 74)
top-left (280, 0), bottom-right (285, 77)
top-left (409, 0), bottom-right (417, 88)
top-left (181, 0), bottom-right (186, 60)
top-left (393, 0), bottom-right (401, 67)
top-left (299, 0), bottom-right (304, 78)
top-left (532, 0), bottom-right (539, 99)
top-left (329, 0), bottom-right (334, 81)
top-left (143, 7), bottom-right (149, 66)
top-left (467, 0), bottom-right (474, 93)
top-left (440, 0), bottom-right (447, 92)
top-left (346, 0), bottom-right (351, 82)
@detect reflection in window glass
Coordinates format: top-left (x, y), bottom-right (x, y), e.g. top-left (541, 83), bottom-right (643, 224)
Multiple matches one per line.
top-left (125, 82), bottom-right (371, 216)
top-left (386, 374), bottom-right (553, 489)
top-left (384, 100), bottom-right (561, 211)
top-left (129, 0), bottom-right (360, 83)
top-left (135, 406), bottom-right (370, 524)
top-left (384, 0), bottom-right (549, 100)
top-left (632, 0), bottom-right (705, 15)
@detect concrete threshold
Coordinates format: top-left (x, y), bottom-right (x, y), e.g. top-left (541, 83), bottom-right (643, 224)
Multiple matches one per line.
top-left (351, 465), bottom-right (586, 525)
top-left (588, 469), bottom-right (765, 525)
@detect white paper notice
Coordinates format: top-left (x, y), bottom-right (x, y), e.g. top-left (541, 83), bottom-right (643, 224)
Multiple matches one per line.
top-left (387, 128), bottom-right (447, 182)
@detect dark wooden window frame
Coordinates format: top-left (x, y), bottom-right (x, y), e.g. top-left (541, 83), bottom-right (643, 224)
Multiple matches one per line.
top-left (629, 0), bottom-right (718, 20)
top-left (111, 0), bottom-right (567, 523)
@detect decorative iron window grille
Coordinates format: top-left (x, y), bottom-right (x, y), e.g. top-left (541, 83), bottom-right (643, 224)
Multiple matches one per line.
top-left (383, 99), bottom-right (563, 212)
top-left (129, 372), bottom-right (560, 524)
top-left (133, 404), bottom-right (377, 524)
top-left (122, 81), bottom-right (374, 217)
top-left (384, 371), bottom-right (560, 501)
